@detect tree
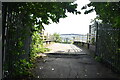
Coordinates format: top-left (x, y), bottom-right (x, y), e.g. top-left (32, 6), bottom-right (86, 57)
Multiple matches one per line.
top-left (53, 33), bottom-right (62, 42)
top-left (2, 2), bottom-right (80, 78)
top-left (81, 2), bottom-right (120, 71)
top-left (81, 2), bottom-right (120, 47)
top-left (3, 2), bottom-right (81, 34)
top-left (81, 2), bottom-right (120, 27)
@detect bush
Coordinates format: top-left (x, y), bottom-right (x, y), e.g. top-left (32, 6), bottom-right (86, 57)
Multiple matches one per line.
top-left (95, 56), bottom-right (102, 62)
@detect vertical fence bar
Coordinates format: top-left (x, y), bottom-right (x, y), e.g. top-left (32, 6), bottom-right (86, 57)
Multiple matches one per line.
top-left (95, 21), bottom-right (98, 56)
top-left (0, 1), bottom-right (2, 79)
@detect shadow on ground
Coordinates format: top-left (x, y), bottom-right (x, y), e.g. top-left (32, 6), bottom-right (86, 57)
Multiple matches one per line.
top-left (32, 52), bottom-right (120, 78)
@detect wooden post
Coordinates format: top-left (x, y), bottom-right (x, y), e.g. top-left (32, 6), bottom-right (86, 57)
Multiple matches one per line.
top-left (0, 1), bottom-right (2, 79)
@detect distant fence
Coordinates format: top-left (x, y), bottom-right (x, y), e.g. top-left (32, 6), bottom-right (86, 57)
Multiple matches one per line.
top-left (60, 34), bottom-right (96, 43)
top-left (96, 23), bottom-right (120, 72)
top-left (73, 34), bottom-right (95, 43)
top-left (73, 33), bottom-right (96, 52)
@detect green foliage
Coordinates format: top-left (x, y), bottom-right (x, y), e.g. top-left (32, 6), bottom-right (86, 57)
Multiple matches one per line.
top-left (95, 56), bottom-right (102, 62)
top-left (91, 37), bottom-right (95, 45)
top-left (13, 59), bottom-right (33, 76)
top-left (82, 3), bottom-right (120, 70)
top-left (30, 31), bottom-right (43, 58)
top-left (17, 2), bottom-right (80, 29)
top-left (52, 33), bottom-right (62, 43)
top-left (3, 2), bottom-right (80, 78)
top-left (82, 2), bottom-right (120, 28)
top-left (3, 59), bottom-right (34, 78)
top-left (39, 48), bottom-right (50, 53)
top-left (30, 30), bottom-right (50, 58)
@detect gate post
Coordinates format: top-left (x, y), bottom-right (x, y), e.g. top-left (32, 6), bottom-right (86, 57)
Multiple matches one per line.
top-left (95, 21), bottom-right (98, 56)
top-left (0, 1), bottom-right (2, 79)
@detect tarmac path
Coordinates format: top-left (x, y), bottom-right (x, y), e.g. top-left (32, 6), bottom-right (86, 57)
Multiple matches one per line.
top-left (32, 43), bottom-right (120, 78)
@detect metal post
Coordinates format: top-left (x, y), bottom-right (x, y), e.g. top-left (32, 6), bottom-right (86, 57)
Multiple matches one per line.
top-left (95, 21), bottom-right (98, 56)
top-left (0, 1), bottom-right (2, 79)
top-left (89, 25), bottom-right (91, 44)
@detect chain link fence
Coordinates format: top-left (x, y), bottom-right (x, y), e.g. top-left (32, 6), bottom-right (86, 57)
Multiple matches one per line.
top-left (96, 23), bottom-right (120, 72)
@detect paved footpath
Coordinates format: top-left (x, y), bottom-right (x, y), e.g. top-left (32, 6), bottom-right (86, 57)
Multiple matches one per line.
top-left (45, 43), bottom-right (86, 54)
top-left (32, 43), bottom-right (120, 78)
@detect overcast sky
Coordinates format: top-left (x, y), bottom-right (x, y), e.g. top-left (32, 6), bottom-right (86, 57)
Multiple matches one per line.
top-left (44, 0), bottom-right (97, 35)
